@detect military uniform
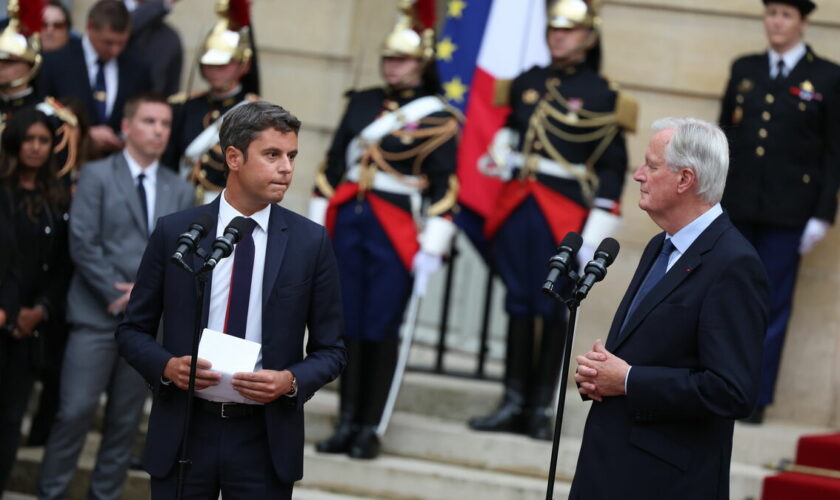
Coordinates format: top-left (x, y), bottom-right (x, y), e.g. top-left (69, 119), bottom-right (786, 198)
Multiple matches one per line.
top-left (719, 45), bottom-right (840, 408)
top-left (0, 88), bottom-right (38, 127)
top-left (163, 88), bottom-right (250, 204)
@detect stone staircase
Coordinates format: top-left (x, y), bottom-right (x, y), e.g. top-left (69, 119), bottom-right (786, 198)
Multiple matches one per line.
top-left (6, 371), bottom-right (831, 499)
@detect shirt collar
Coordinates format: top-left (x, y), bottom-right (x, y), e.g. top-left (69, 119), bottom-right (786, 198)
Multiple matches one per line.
top-left (219, 189), bottom-right (271, 234)
top-left (768, 42), bottom-right (807, 73)
top-left (666, 203), bottom-right (723, 255)
top-left (123, 150), bottom-right (159, 183)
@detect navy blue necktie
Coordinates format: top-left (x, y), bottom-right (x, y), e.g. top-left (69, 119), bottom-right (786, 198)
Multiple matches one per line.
top-left (774, 59), bottom-right (786, 81)
top-left (621, 238), bottom-right (675, 332)
top-left (93, 59), bottom-right (107, 124)
top-left (136, 172), bottom-right (148, 233)
top-left (224, 218), bottom-right (258, 339)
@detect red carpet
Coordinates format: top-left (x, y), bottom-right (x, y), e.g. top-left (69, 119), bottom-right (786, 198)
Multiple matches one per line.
top-left (762, 433), bottom-right (840, 500)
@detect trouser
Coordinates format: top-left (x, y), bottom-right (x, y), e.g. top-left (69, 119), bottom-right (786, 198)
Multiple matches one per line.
top-left (0, 334), bottom-right (38, 492)
top-left (38, 326), bottom-right (147, 500)
top-left (734, 222), bottom-right (802, 407)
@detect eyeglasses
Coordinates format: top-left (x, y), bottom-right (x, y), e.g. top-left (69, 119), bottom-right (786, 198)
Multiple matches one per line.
top-left (42, 21), bottom-right (68, 30)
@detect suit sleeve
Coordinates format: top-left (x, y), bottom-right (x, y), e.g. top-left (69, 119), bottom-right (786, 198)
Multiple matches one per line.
top-left (626, 253), bottom-right (769, 421)
top-left (718, 62), bottom-right (739, 131)
top-left (116, 219), bottom-right (173, 386)
top-left (315, 95), bottom-right (357, 198)
top-left (815, 76), bottom-right (840, 223)
top-left (69, 166), bottom-right (125, 306)
top-left (285, 226), bottom-right (347, 408)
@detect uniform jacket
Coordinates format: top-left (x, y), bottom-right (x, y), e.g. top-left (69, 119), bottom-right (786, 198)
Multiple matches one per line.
top-left (570, 213), bottom-right (769, 500)
top-left (115, 198), bottom-right (347, 483)
top-left (36, 37), bottom-right (152, 131)
top-left (720, 46), bottom-right (840, 228)
top-left (66, 153), bottom-right (193, 331)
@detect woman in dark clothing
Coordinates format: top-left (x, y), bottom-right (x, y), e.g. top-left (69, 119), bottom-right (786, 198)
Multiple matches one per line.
top-left (0, 108), bottom-right (72, 492)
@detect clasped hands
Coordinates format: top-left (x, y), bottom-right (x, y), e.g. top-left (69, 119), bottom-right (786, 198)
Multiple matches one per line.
top-left (574, 339), bottom-right (630, 402)
top-left (163, 356), bottom-right (295, 403)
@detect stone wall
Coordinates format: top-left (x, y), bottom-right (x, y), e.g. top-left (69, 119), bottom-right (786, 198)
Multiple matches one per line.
top-left (69, 0), bottom-right (840, 427)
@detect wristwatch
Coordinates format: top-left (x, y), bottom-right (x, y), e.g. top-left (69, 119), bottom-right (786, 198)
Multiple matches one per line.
top-left (288, 372), bottom-right (298, 397)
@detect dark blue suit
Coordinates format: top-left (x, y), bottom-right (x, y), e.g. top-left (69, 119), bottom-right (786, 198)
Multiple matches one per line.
top-left (116, 198), bottom-right (346, 486)
top-left (37, 38), bottom-right (152, 130)
top-left (570, 214), bottom-right (769, 500)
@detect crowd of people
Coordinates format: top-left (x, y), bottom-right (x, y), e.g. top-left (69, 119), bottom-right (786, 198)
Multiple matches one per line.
top-left (0, 0), bottom-right (836, 498)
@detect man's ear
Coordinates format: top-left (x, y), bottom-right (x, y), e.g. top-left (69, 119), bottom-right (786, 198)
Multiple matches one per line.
top-left (224, 145), bottom-right (243, 172)
top-left (676, 167), bottom-right (697, 195)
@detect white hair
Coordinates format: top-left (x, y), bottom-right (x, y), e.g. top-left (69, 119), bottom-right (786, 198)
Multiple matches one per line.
top-left (651, 117), bottom-right (729, 204)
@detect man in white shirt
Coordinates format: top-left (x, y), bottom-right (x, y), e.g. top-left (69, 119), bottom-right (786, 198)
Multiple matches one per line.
top-left (38, 94), bottom-right (193, 500)
top-left (718, 0), bottom-right (840, 423)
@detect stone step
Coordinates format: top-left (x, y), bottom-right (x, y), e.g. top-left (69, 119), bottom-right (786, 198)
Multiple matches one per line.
top-left (300, 445), bottom-right (562, 500)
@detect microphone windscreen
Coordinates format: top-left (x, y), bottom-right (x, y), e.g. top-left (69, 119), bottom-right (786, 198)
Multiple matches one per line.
top-left (560, 231), bottom-right (583, 252)
top-left (595, 237), bottom-right (620, 265)
top-left (225, 216), bottom-right (256, 241)
top-left (193, 212), bottom-right (215, 233)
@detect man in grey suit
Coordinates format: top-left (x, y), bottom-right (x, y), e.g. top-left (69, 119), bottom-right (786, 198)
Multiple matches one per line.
top-left (39, 93), bottom-right (194, 500)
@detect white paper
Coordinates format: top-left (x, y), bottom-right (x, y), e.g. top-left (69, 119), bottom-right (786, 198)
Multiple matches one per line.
top-left (196, 328), bottom-right (262, 404)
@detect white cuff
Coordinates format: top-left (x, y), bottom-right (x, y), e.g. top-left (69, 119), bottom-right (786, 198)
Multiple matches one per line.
top-left (581, 208), bottom-right (622, 249)
top-left (419, 216), bottom-right (457, 256)
top-left (624, 366), bottom-right (632, 395)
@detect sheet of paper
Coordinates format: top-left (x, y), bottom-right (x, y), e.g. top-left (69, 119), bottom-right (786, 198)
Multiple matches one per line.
top-left (196, 328), bottom-right (262, 404)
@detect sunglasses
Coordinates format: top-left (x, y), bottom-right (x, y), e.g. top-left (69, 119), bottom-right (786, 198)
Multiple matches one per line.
top-left (42, 21), bottom-right (68, 30)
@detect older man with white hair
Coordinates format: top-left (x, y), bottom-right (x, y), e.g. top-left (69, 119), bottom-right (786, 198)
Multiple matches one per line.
top-left (570, 117), bottom-right (770, 500)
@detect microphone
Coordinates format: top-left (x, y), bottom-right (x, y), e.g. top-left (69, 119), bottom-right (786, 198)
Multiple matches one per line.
top-left (542, 232), bottom-right (583, 297)
top-left (574, 237), bottom-right (620, 301)
top-left (200, 216), bottom-right (255, 273)
top-left (170, 213), bottom-right (215, 264)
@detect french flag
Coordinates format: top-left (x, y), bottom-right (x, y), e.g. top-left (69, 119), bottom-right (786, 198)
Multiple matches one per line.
top-left (437, 0), bottom-right (549, 253)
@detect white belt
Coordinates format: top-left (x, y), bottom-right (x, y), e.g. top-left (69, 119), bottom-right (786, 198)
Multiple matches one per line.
top-left (509, 152), bottom-right (587, 180)
top-left (345, 165), bottom-right (423, 221)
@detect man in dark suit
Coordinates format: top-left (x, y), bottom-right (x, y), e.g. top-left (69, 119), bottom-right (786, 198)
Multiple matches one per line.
top-left (116, 101), bottom-right (347, 499)
top-left (719, 0), bottom-right (840, 423)
top-left (38, 94), bottom-right (194, 500)
top-left (37, 0), bottom-right (152, 156)
top-left (570, 118), bottom-right (770, 500)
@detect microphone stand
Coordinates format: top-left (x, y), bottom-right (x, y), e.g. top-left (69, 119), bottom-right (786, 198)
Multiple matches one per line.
top-left (172, 249), bottom-right (211, 500)
top-left (541, 270), bottom-right (582, 500)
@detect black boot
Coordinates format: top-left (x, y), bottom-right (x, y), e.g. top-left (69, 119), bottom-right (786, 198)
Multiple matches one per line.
top-left (316, 339), bottom-right (362, 454)
top-left (349, 340), bottom-right (398, 459)
top-left (468, 317), bottom-right (533, 433)
top-left (527, 313), bottom-right (567, 441)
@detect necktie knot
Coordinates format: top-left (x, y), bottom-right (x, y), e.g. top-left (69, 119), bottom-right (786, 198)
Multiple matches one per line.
top-left (775, 59), bottom-right (786, 80)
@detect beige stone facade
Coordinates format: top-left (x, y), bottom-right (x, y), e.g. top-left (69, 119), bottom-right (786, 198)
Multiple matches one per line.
top-left (70, 0), bottom-right (840, 428)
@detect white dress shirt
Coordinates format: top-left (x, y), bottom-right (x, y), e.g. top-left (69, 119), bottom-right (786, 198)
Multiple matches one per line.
top-left (768, 42), bottom-right (806, 79)
top-left (206, 191), bottom-right (270, 372)
top-left (82, 34), bottom-right (118, 120)
top-left (624, 203), bottom-right (724, 393)
top-left (123, 151), bottom-right (158, 231)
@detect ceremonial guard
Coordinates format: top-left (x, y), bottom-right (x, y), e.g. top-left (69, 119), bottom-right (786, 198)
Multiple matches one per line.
top-left (0, 0), bottom-right (43, 126)
top-left (469, 0), bottom-right (636, 440)
top-left (311, 0), bottom-right (459, 459)
top-left (163, 0), bottom-right (256, 204)
top-left (719, 0), bottom-right (840, 423)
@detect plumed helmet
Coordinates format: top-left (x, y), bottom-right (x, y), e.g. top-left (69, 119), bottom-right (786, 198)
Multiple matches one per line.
top-left (200, 0), bottom-right (253, 66)
top-left (0, 0), bottom-right (43, 86)
top-left (547, 0), bottom-right (601, 30)
top-left (381, 0), bottom-right (434, 62)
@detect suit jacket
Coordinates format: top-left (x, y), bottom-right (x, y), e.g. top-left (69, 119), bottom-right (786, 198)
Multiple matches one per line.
top-left (37, 37), bottom-right (152, 130)
top-left (570, 213), bottom-right (769, 500)
top-left (115, 198), bottom-right (347, 483)
top-left (720, 46), bottom-right (840, 228)
top-left (66, 153), bottom-right (193, 331)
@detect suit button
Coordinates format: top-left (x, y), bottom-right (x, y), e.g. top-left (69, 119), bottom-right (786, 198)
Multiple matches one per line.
top-left (762, 111), bottom-right (771, 121)
top-left (803, 174), bottom-right (811, 184)
top-left (765, 94), bottom-right (774, 104)
top-left (736, 95), bottom-right (744, 104)
top-left (758, 128), bottom-right (767, 138)
top-left (799, 102), bottom-right (807, 111)
top-left (756, 146), bottom-right (765, 156)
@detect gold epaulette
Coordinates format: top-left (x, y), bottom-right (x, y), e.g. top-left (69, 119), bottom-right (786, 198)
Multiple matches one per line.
top-left (616, 92), bottom-right (638, 133)
top-left (494, 79), bottom-right (512, 107)
top-left (167, 89), bottom-right (208, 104)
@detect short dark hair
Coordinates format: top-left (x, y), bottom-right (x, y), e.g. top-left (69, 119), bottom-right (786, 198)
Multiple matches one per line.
top-left (123, 92), bottom-right (169, 121)
top-left (48, 0), bottom-right (73, 31)
top-left (219, 101), bottom-right (301, 164)
top-left (87, 0), bottom-right (130, 33)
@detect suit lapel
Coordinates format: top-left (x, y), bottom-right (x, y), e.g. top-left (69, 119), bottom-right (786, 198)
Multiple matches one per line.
top-left (262, 204), bottom-right (289, 308)
top-left (610, 214), bottom-right (730, 352)
top-left (112, 154), bottom-right (148, 233)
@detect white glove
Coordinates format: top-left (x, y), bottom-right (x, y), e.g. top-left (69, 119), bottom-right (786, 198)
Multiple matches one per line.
top-left (412, 250), bottom-right (443, 297)
top-left (307, 197), bottom-right (329, 226)
top-left (799, 218), bottom-right (831, 255)
top-left (576, 243), bottom-right (595, 273)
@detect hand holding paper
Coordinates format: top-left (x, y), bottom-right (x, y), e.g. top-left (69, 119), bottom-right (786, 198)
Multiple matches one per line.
top-left (195, 328), bottom-right (262, 404)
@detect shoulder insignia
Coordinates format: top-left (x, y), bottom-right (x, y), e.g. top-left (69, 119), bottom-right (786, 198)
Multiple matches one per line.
top-left (494, 79), bottom-right (512, 107)
top-left (167, 92), bottom-right (188, 104)
top-left (615, 92), bottom-right (638, 133)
